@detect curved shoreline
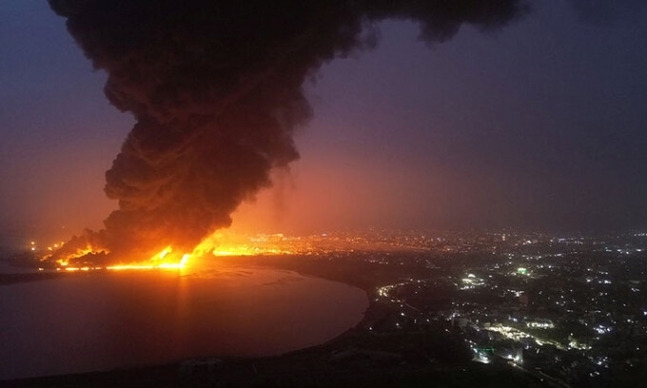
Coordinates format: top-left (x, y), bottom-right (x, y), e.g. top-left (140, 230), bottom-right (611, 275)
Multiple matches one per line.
top-left (1, 263), bottom-right (370, 382)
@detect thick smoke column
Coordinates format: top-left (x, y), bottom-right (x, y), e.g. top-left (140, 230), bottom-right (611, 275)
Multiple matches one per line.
top-left (48, 0), bottom-right (527, 263)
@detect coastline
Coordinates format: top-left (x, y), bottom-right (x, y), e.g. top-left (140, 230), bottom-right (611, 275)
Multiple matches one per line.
top-left (0, 271), bottom-right (74, 285)
top-left (1, 255), bottom-right (541, 387)
top-left (1, 261), bottom-right (371, 382)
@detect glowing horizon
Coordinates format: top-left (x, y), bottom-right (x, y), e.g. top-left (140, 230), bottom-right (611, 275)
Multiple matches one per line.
top-left (34, 229), bottom-right (298, 272)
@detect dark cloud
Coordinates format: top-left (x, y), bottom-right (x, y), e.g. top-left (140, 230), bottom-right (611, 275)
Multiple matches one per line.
top-left (47, 0), bottom-right (528, 263)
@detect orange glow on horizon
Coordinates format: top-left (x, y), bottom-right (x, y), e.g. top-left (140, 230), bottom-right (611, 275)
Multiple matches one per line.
top-left (43, 241), bottom-right (110, 269)
top-left (191, 231), bottom-right (291, 257)
top-left (46, 229), bottom-right (296, 273)
top-left (103, 247), bottom-right (190, 271)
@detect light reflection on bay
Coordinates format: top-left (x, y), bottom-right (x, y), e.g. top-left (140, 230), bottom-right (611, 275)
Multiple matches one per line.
top-left (0, 263), bottom-right (368, 380)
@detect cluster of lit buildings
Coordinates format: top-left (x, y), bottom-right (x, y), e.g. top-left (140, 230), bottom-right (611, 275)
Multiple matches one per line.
top-left (355, 230), bottom-right (647, 386)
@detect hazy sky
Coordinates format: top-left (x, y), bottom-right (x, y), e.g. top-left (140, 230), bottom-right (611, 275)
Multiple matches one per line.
top-left (1, 1), bottom-right (646, 246)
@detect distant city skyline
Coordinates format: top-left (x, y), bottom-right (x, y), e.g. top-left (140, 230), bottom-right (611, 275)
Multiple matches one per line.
top-left (1, 1), bottom-right (646, 246)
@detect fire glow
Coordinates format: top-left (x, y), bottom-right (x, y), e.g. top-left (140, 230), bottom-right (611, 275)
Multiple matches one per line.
top-left (104, 247), bottom-right (190, 271)
top-left (55, 247), bottom-right (190, 272)
top-left (39, 231), bottom-right (291, 272)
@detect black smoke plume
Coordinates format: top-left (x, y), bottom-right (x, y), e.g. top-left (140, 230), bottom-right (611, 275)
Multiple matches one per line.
top-left (47, 0), bottom-right (528, 263)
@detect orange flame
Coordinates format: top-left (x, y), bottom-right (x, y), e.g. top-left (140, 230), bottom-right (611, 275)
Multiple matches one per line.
top-left (47, 229), bottom-right (296, 272)
top-left (105, 246), bottom-right (190, 271)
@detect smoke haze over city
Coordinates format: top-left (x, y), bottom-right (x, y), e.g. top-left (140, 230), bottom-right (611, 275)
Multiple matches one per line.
top-left (0, 0), bottom-right (646, 251)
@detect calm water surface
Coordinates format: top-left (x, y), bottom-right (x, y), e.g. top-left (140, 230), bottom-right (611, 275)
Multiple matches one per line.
top-left (0, 264), bottom-right (368, 380)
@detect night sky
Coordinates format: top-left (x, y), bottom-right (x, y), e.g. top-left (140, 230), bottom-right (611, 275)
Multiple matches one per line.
top-left (1, 1), bottom-right (646, 247)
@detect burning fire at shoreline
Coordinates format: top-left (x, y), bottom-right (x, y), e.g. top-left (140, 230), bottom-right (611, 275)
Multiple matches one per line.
top-left (33, 231), bottom-right (293, 272)
top-left (40, 0), bottom-right (527, 277)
